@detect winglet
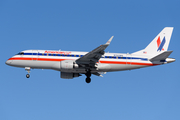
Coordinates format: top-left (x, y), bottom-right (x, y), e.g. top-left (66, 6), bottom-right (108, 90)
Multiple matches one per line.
top-left (106, 36), bottom-right (114, 45)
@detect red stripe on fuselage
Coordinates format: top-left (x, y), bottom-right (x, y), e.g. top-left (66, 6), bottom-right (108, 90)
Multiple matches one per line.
top-left (8, 57), bottom-right (66, 61)
top-left (8, 57), bottom-right (159, 66)
top-left (100, 61), bottom-right (158, 66)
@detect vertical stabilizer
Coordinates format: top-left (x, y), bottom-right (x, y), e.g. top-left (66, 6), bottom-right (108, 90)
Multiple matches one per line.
top-left (133, 27), bottom-right (173, 55)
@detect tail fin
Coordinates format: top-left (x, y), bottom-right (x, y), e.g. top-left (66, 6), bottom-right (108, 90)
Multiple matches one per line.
top-left (133, 27), bottom-right (173, 55)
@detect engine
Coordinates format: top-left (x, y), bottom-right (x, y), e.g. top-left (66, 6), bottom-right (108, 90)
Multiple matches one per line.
top-left (52, 60), bottom-right (79, 71)
top-left (60, 60), bottom-right (78, 70)
top-left (61, 72), bottom-right (81, 79)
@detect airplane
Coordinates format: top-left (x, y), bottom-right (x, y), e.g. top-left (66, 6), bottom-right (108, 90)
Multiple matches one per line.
top-left (6, 27), bottom-right (175, 83)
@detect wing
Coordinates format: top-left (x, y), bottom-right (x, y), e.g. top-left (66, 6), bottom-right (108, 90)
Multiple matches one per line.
top-left (92, 72), bottom-right (107, 77)
top-left (76, 36), bottom-right (114, 68)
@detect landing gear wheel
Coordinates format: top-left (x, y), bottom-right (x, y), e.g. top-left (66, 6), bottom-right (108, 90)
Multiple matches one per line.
top-left (86, 77), bottom-right (91, 83)
top-left (25, 67), bottom-right (31, 78)
top-left (26, 74), bottom-right (30, 78)
top-left (85, 69), bottom-right (91, 83)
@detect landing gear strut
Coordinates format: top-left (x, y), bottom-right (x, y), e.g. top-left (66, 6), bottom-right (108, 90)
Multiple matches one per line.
top-left (25, 67), bottom-right (31, 78)
top-left (85, 69), bottom-right (91, 83)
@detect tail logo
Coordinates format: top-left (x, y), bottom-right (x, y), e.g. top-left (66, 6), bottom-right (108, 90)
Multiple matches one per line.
top-left (157, 36), bottom-right (166, 51)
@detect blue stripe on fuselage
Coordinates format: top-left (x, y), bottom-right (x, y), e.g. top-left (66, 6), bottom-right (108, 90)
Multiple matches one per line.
top-left (20, 53), bottom-right (148, 61)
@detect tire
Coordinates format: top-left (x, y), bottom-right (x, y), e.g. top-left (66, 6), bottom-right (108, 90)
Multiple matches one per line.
top-left (86, 77), bottom-right (91, 83)
top-left (26, 74), bottom-right (30, 78)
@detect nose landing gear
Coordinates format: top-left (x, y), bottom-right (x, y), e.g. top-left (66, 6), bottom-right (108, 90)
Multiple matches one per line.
top-left (85, 69), bottom-right (91, 83)
top-left (25, 67), bottom-right (31, 78)
top-left (26, 74), bottom-right (30, 78)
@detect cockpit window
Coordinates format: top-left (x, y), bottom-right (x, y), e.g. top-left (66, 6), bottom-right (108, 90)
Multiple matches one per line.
top-left (17, 52), bottom-right (24, 55)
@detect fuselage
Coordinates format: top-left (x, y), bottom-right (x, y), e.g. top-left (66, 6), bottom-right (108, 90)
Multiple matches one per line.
top-left (6, 49), bottom-right (171, 74)
top-left (5, 28), bottom-right (176, 83)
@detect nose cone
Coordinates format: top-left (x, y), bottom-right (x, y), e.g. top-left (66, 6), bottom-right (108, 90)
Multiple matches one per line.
top-left (5, 60), bottom-right (13, 65)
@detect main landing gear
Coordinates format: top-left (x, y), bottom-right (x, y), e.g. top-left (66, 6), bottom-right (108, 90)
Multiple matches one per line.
top-left (85, 69), bottom-right (91, 83)
top-left (25, 67), bottom-right (31, 78)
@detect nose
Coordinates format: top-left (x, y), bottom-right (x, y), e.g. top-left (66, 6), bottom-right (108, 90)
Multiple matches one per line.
top-left (5, 60), bottom-right (13, 65)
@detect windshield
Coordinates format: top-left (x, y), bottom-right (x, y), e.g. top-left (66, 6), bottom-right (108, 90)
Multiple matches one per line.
top-left (16, 52), bottom-right (24, 55)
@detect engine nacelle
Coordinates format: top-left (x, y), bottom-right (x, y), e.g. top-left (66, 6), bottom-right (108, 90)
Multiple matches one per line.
top-left (60, 60), bottom-right (79, 70)
top-left (61, 72), bottom-right (80, 79)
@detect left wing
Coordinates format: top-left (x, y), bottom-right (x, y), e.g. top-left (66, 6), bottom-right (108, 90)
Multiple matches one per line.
top-left (76, 36), bottom-right (114, 68)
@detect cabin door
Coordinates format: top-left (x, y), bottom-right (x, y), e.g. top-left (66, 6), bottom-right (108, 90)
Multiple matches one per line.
top-left (32, 50), bottom-right (38, 61)
top-left (126, 53), bottom-right (131, 65)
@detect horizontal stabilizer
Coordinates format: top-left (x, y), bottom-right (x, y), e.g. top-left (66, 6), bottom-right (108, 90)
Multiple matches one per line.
top-left (150, 51), bottom-right (173, 61)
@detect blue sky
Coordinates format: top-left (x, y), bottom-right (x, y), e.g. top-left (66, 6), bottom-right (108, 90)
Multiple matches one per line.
top-left (0, 0), bottom-right (180, 120)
